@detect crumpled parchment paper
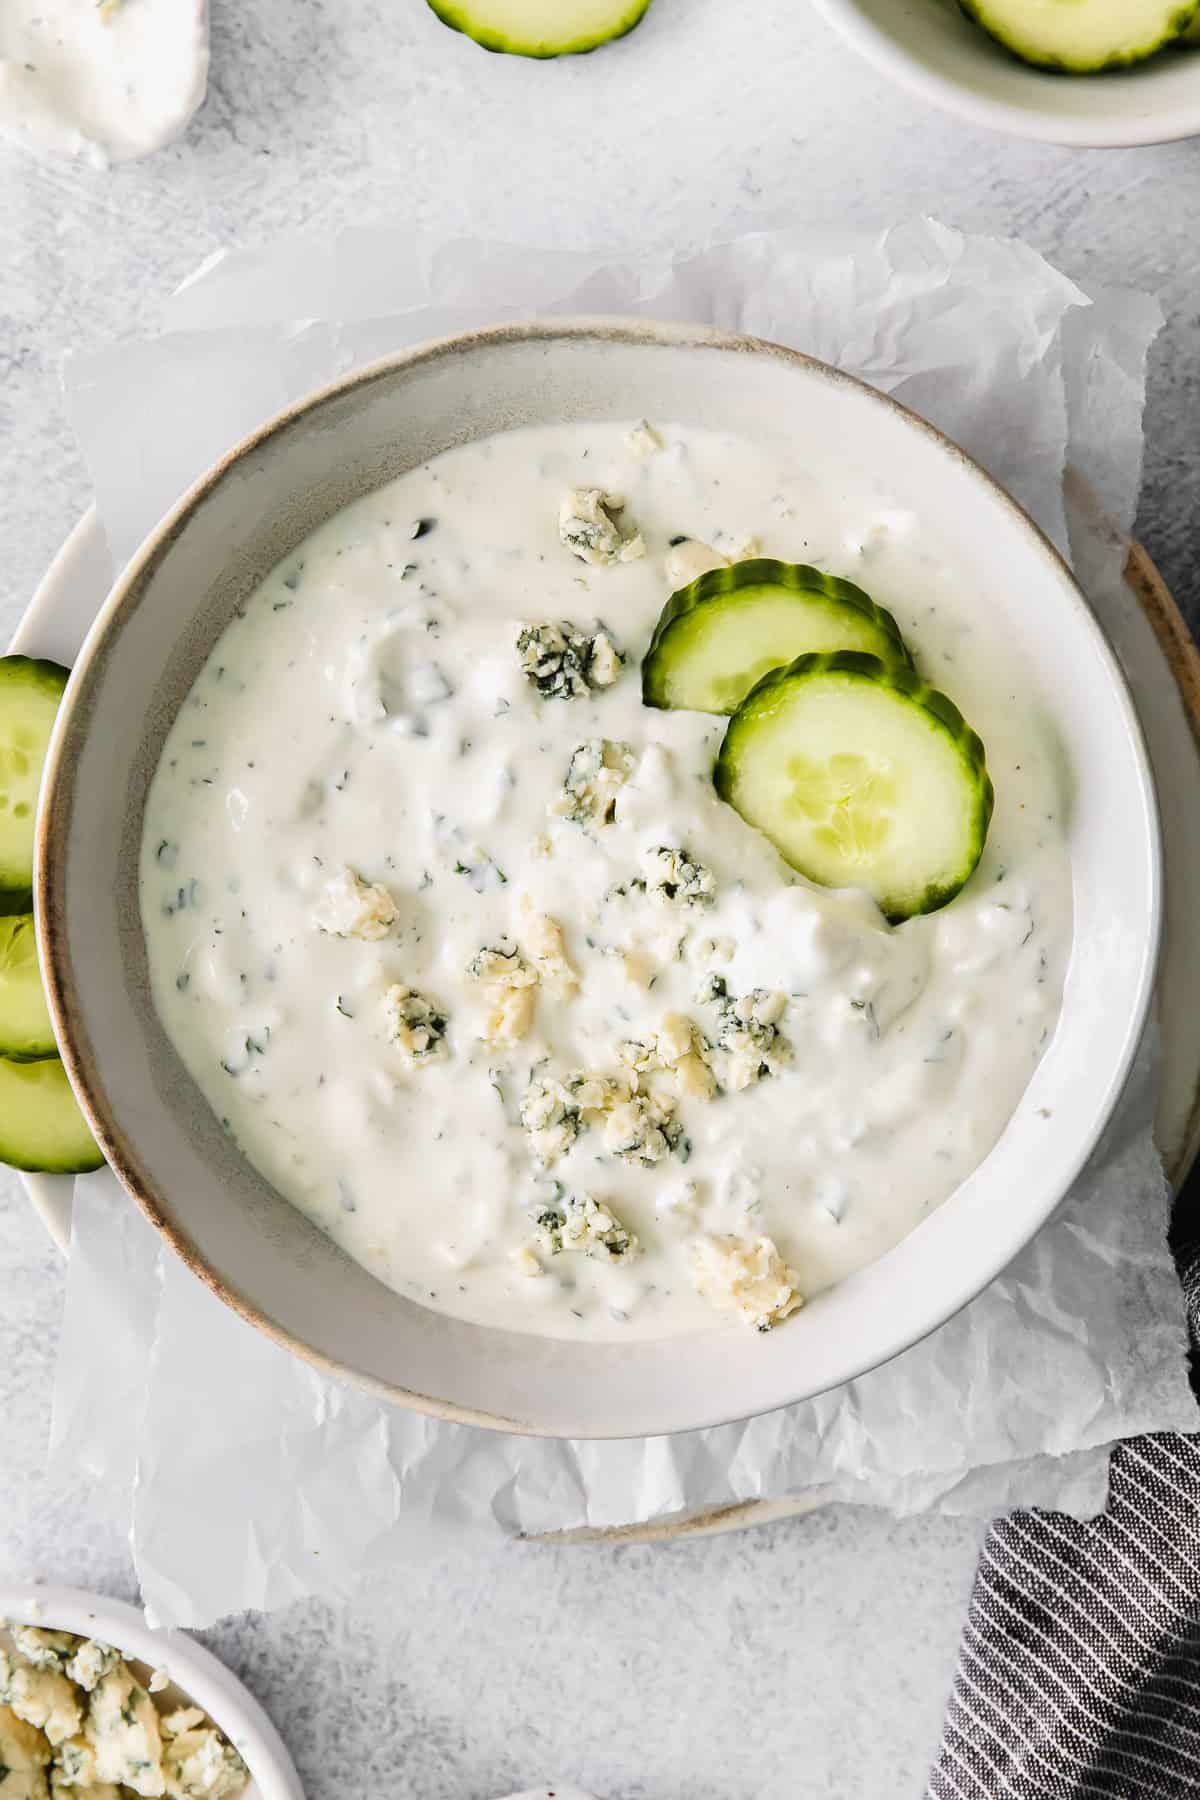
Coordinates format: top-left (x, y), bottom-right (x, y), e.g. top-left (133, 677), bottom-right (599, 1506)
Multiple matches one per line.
top-left (50, 220), bottom-right (1195, 1630)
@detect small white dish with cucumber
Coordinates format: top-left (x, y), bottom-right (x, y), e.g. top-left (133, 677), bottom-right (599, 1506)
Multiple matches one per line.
top-left (28, 320), bottom-right (1159, 1438)
top-left (416, 0), bottom-right (1200, 146)
top-left (813, 0), bottom-right (1200, 147)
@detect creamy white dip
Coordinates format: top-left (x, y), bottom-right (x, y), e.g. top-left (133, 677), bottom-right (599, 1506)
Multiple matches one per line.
top-left (0, 0), bottom-right (207, 165)
top-left (139, 419), bottom-right (1072, 1341)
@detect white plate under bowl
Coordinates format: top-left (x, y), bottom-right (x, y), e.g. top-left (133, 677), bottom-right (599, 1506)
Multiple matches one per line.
top-left (0, 1582), bottom-right (303, 1800)
top-left (812, 0), bottom-right (1200, 148)
top-left (31, 320), bottom-right (1161, 1438)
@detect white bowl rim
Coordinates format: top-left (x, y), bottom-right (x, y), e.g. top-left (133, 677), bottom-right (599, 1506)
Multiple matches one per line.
top-left (0, 1581), bottom-right (304, 1800)
top-left (35, 315), bottom-right (1163, 1437)
top-left (811, 0), bottom-right (1200, 148)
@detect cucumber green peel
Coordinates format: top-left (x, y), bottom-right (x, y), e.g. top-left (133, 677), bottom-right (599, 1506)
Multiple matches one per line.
top-left (0, 915), bottom-right (56, 1061)
top-left (426, 0), bottom-right (654, 56)
top-left (642, 560), bottom-right (911, 717)
top-left (0, 654), bottom-right (69, 901)
top-left (715, 651), bottom-right (994, 923)
top-left (959, 0), bottom-right (1200, 71)
top-left (0, 653), bottom-right (103, 1173)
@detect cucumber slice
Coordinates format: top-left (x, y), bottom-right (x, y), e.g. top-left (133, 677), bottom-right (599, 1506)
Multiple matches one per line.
top-left (0, 1054), bottom-right (103, 1174)
top-left (960, 0), bottom-right (1199, 71)
top-left (642, 561), bottom-right (911, 717)
top-left (0, 916), bottom-right (56, 1060)
top-left (0, 656), bottom-right (69, 901)
top-left (426, 0), bottom-right (653, 56)
top-left (715, 652), bottom-right (993, 923)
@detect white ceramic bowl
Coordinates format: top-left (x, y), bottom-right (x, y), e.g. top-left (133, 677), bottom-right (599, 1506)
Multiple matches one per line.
top-left (813, 0), bottom-right (1200, 147)
top-left (36, 319), bottom-right (1161, 1438)
top-left (0, 1583), bottom-right (303, 1800)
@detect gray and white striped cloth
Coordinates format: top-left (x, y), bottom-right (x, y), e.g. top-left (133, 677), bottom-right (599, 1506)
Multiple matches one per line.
top-left (928, 1197), bottom-right (1200, 1799)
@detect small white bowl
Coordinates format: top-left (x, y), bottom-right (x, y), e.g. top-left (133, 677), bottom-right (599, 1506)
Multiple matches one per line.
top-left (35, 319), bottom-right (1160, 1438)
top-left (813, 0), bottom-right (1200, 147)
top-left (0, 1583), bottom-right (303, 1800)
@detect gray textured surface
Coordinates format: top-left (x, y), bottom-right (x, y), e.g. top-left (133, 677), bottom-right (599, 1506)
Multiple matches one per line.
top-left (1, 1), bottom-right (1198, 1795)
top-left (0, 1180), bottom-right (984, 1800)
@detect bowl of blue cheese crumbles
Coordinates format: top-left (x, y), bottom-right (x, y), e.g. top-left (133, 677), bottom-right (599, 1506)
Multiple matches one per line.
top-left (0, 1589), bottom-right (300, 1800)
top-left (28, 320), bottom-right (1159, 1437)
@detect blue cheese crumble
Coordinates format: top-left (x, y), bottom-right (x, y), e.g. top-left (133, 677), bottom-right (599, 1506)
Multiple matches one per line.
top-left (618, 1014), bottom-right (717, 1102)
top-left (625, 419), bottom-right (662, 459)
top-left (520, 1067), bottom-right (682, 1167)
top-left (467, 910), bottom-right (577, 1047)
top-left (515, 621), bottom-right (624, 699)
top-left (550, 739), bottom-right (635, 827)
top-left (8, 1634), bottom-right (75, 1674)
top-left (312, 866), bottom-right (398, 941)
top-left (160, 1709), bottom-right (247, 1800)
top-left (646, 846), bottom-right (716, 908)
top-left (62, 1645), bottom-right (118, 1696)
top-left (0, 1703), bottom-right (51, 1800)
top-left (663, 538), bottom-right (728, 588)
top-left (519, 1070), bottom-right (611, 1165)
top-left (558, 489), bottom-right (645, 567)
top-left (48, 1735), bottom-right (112, 1794)
top-left (519, 906), bottom-right (577, 995)
top-left (86, 1667), bottom-right (163, 1796)
top-left (0, 1653), bottom-right (82, 1747)
top-left (698, 976), bottom-right (790, 1091)
top-left (383, 985), bottom-right (449, 1066)
top-left (689, 1234), bottom-right (801, 1331)
top-left (467, 945), bottom-right (538, 1046)
top-left (532, 1192), bottom-right (639, 1262)
top-left (601, 1085), bottom-right (683, 1165)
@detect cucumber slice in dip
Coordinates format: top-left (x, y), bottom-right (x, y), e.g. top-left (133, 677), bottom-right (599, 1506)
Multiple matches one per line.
top-left (0, 915), bottom-right (56, 1061)
top-left (0, 1054), bottom-right (103, 1174)
top-left (426, 0), bottom-right (654, 56)
top-left (0, 655), bottom-right (69, 901)
top-left (715, 651), bottom-right (993, 923)
top-left (960, 0), bottom-right (1199, 71)
top-left (643, 560), bottom-right (910, 716)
